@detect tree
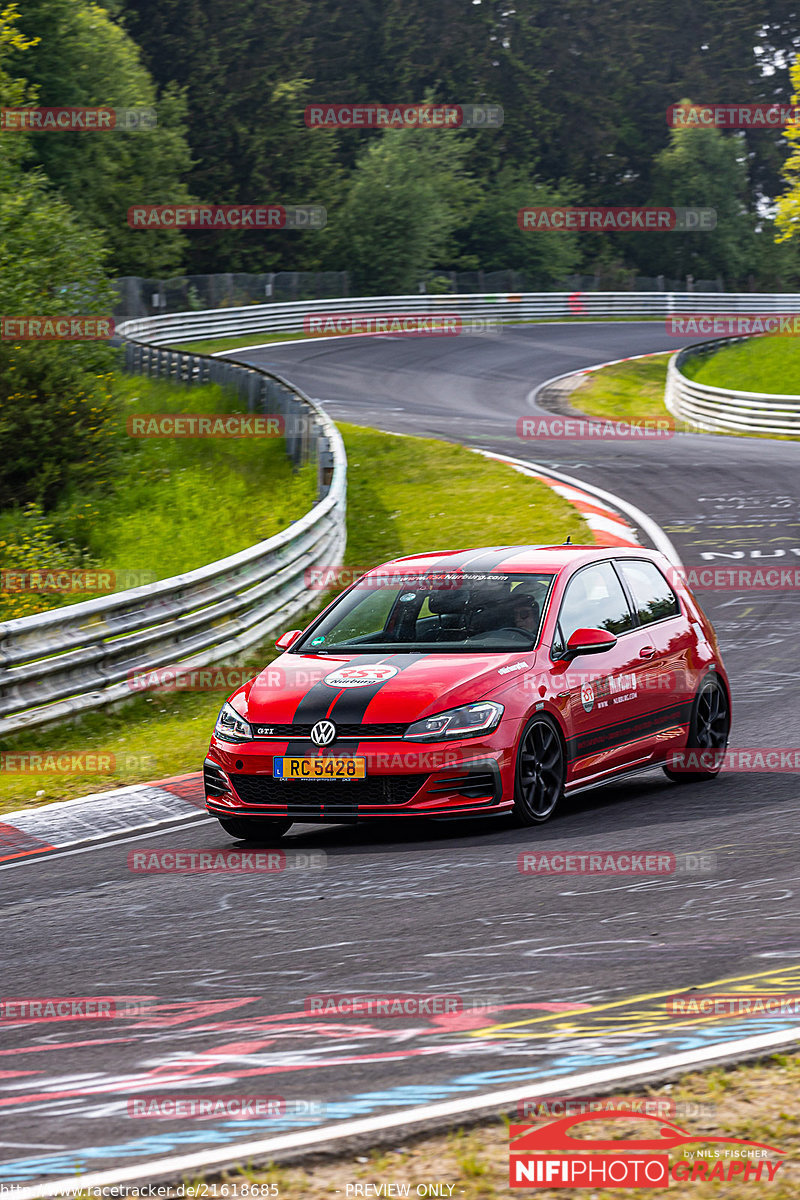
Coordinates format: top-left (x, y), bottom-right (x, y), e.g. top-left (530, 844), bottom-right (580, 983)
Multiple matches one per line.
top-left (14, 0), bottom-right (193, 276)
top-left (458, 169), bottom-right (582, 284)
top-left (775, 57), bottom-right (800, 244)
top-left (118, 0), bottom-right (340, 273)
top-left (638, 104), bottom-right (758, 284)
top-left (332, 125), bottom-right (479, 294)
top-left (0, 5), bottom-right (118, 511)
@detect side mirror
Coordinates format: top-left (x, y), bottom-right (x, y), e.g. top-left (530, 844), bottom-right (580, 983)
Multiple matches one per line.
top-left (275, 629), bottom-right (301, 651)
top-left (563, 627), bottom-right (617, 660)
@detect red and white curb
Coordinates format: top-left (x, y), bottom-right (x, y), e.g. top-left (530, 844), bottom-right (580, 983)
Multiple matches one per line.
top-left (477, 449), bottom-right (641, 548)
top-left (0, 773), bottom-right (207, 867)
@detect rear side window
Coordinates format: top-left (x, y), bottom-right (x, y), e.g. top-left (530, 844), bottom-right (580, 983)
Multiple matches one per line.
top-left (556, 561), bottom-right (636, 647)
top-left (618, 559), bottom-right (680, 625)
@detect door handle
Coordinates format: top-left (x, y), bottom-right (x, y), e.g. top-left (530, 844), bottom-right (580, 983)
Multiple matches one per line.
top-left (639, 646), bottom-right (656, 659)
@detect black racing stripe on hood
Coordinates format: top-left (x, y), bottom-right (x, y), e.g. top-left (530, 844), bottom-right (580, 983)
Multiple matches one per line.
top-left (325, 653), bottom-right (424, 725)
top-left (283, 653), bottom-right (420, 754)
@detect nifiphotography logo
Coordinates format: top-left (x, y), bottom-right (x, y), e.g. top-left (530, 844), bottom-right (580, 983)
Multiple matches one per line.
top-left (509, 1112), bottom-right (785, 1187)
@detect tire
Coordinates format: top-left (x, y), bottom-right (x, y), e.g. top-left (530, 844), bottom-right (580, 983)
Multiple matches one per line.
top-left (513, 714), bottom-right (566, 825)
top-left (663, 672), bottom-right (730, 783)
top-left (217, 817), bottom-right (292, 842)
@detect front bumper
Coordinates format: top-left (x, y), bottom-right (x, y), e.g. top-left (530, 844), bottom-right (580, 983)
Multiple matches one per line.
top-left (204, 735), bottom-right (514, 822)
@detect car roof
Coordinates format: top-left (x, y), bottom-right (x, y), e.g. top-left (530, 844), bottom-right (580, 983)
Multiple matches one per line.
top-left (364, 545), bottom-right (661, 576)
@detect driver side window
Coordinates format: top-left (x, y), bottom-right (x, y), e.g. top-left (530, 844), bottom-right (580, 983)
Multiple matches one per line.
top-left (555, 562), bottom-right (635, 653)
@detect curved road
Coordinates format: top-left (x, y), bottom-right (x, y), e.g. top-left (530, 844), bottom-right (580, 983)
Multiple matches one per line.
top-left (2, 322), bottom-right (800, 1187)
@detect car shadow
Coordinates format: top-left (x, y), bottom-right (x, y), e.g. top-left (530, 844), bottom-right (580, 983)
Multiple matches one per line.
top-left (218, 767), bottom-right (795, 856)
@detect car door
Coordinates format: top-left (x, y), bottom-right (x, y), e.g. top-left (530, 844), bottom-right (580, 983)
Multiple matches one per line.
top-left (551, 560), bottom-right (658, 781)
top-left (614, 557), bottom-right (697, 750)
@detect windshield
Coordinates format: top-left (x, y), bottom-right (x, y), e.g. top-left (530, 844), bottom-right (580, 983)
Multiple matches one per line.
top-left (293, 572), bottom-right (556, 654)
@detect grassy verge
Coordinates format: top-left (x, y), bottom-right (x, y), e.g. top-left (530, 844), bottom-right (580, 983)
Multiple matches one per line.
top-left (201, 1052), bottom-right (800, 1199)
top-left (0, 423), bottom-right (590, 814)
top-left (573, 353), bottom-right (674, 425)
top-left (573, 350), bottom-right (799, 440)
top-left (173, 331), bottom-right (309, 355)
top-left (0, 374), bottom-right (316, 621)
top-left (681, 335), bottom-right (800, 394)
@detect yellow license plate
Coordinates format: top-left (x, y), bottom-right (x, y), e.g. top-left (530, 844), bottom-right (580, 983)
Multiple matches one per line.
top-left (273, 756), bottom-right (366, 780)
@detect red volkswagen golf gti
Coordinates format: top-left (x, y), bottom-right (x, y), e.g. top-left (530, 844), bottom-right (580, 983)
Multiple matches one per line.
top-left (205, 545), bottom-right (731, 840)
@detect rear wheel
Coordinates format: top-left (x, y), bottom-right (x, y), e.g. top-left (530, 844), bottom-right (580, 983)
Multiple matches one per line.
top-left (513, 715), bottom-right (566, 824)
top-left (217, 817), bottom-right (292, 842)
top-left (663, 673), bottom-right (730, 782)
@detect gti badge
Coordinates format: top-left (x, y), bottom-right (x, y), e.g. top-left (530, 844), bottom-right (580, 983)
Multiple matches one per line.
top-left (311, 720), bottom-right (337, 746)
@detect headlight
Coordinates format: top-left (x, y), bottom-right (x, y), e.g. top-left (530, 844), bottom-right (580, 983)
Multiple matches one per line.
top-left (405, 701), bottom-right (504, 741)
top-left (214, 700), bottom-right (252, 744)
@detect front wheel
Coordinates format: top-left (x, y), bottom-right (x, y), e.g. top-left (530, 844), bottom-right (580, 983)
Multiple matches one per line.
top-left (513, 715), bottom-right (566, 825)
top-left (217, 817), bottom-right (292, 842)
top-left (663, 673), bottom-right (730, 782)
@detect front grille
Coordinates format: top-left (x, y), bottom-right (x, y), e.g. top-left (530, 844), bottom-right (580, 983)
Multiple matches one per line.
top-left (249, 722), bottom-right (408, 740)
top-left (230, 773), bottom-right (428, 809)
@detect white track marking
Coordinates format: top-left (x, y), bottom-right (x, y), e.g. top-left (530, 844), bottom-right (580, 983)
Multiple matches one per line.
top-left (0, 817), bottom-right (212, 873)
top-left (16, 1024), bottom-right (800, 1195)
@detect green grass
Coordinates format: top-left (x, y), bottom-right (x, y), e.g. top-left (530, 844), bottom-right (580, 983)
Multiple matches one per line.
top-left (0, 423), bottom-right (591, 813)
top-left (173, 331), bottom-right (309, 355)
top-left (0, 375), bottom-right (316, 621)
top-left (574, 349), bottom-right (800, 441)
top-left (681, 335), bottom-right (800, 394)
top-left (574, 353), bottom-right (673, 425)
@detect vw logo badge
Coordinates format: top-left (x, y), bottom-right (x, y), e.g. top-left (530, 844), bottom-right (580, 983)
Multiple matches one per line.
top-left (311, 720), bottom-right (337, 746)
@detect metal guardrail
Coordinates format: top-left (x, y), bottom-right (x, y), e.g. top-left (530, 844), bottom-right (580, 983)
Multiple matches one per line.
top-left (665, 337), bottom-right (800, 436)
top-left (117, 291), bottom-right (800, 345)
top-left (6, 291), bottom-right (799, 735)
top-left (0, 340), bottom-right (347, 736)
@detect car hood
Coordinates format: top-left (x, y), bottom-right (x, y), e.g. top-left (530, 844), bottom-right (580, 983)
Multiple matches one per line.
top-left (232, 650), bottom-right (536, 726)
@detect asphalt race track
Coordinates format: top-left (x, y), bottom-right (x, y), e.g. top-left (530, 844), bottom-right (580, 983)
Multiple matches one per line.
top-left (2, 321), bottom-right (800, 1186)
